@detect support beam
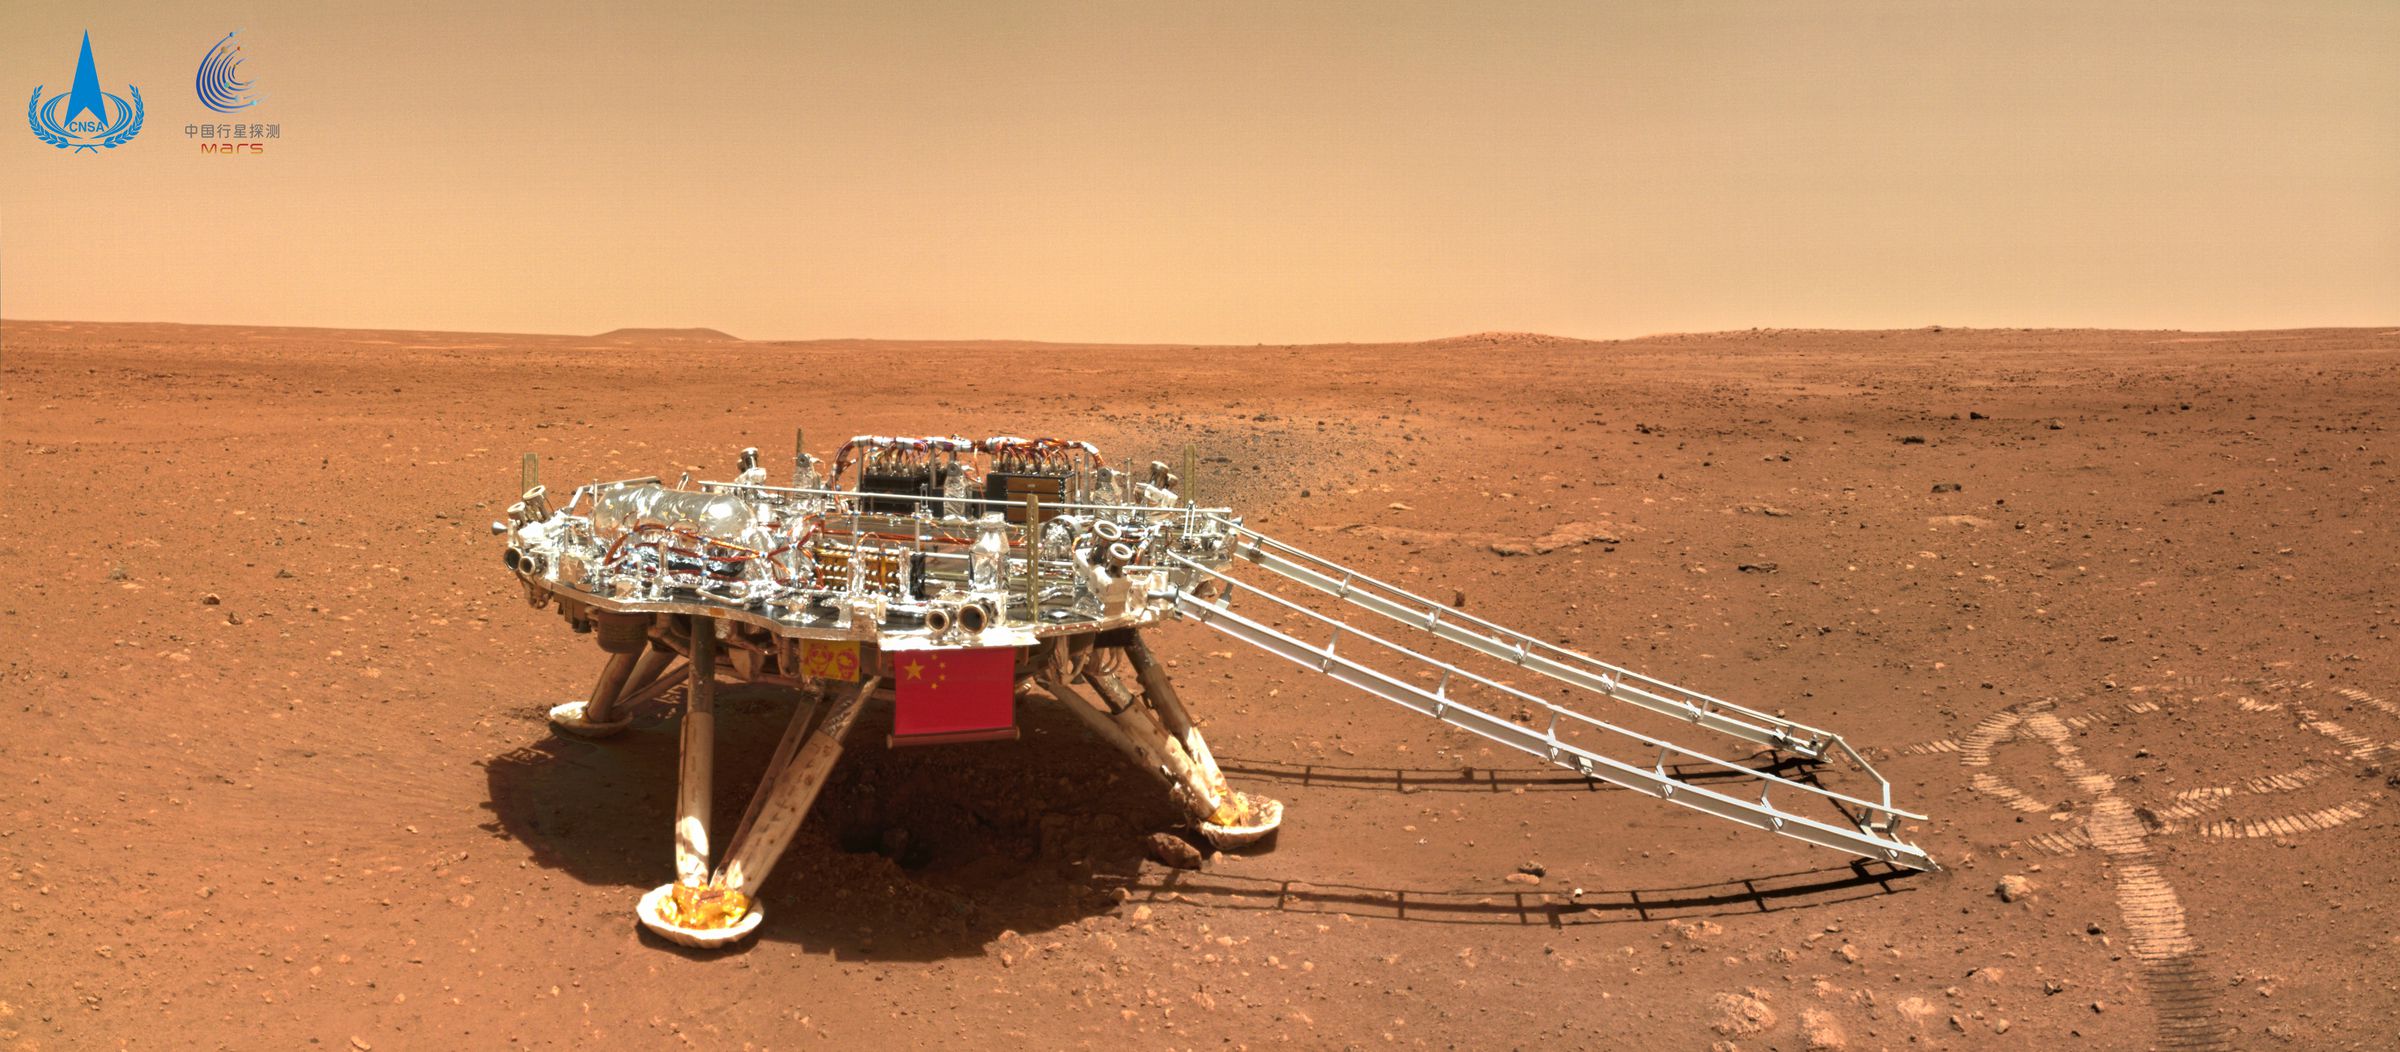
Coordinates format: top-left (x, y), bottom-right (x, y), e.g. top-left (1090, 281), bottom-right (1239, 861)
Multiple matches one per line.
top-left (1080, 669), bottom-right (1226, 826)
top-left (715, 676), bottom-right (880, 896)
top-left (719, 687), bottom-right (826, 866)
top-left (618, 642), bottom-right (677, 705)
top-left (618, 661), bottom-right (689, 710)
top-left (1117, 637), bottom-right (1238, 817)
top-left (583, 651), bottom-right (641, 725)
top-left (1122, 634), bottom-right (1203, 742)
top-left (676, 620), bottom-right (718, 887)
top-left (1035, 677), bottom-right (1149, 769)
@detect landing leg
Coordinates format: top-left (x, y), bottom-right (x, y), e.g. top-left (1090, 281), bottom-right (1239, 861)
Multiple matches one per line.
top-left (1042, 631), bottom-right (1284, 851)
top-left (549, 649), bottom-right (642, 738)
top-left (634, 667), bottom-right (877, 949)
top-left (635, 619), bottom-right (768, 948)
top-left (674, 621), bottom-right (717, 887)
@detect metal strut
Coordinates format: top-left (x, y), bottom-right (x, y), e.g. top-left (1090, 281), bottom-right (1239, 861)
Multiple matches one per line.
top-left (1166, 530), bottom-right (1935, 871)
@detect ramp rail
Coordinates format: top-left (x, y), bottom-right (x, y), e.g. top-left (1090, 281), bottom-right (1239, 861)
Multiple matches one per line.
top-left (1168, 520), bottom-right (1934, 871)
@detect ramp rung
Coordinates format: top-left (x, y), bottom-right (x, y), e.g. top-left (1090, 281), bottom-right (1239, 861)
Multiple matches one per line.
top-left (1168, 559), bottom-right (1935, 871)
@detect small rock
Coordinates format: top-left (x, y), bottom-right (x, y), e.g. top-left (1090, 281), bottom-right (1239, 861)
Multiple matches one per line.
top-left (1834, 943), bottom-right (1860, 964)
top-left (1503, 872), bottom-right (1541, 886)
top-left (1930, 482), bottom-right (1963, 493)
top-left (1145, 832), bottom-right (1205, 870)
top-left (1450, 588), bottom-right (1466, 609)
top-left (200, 592), bottom-right (222, 605)
top-left (1671, 919), bottom-right (1724, 942)
top-left (2046, 419), bottom-right (2065, 430)
top-left (106, 566), bottom-right (129, 581)
top-left (1518, 861), bottom-right (1546, 878)
top-left (1801, 1007), bottom-right (1847, 1050)
top-left (350, 1038), bottom-right (372, 1051)
top-left (1969, 411), bottom-right (1989, 420)
top-left (1388, 502), bottom-right (1413, 512)
top-left (2089, 1000), bottom-right (2106, 1014)
top-left (275, 568), bottom-right (297, 579)
top-left (1899, 435), bottom-right (1926, 445)
top-left (1737, 562), bottom-right (1778, 574)
top-left (1995, 874), bottom-right (2036, 902)
top-left (1709, 991), bottom-right (1776, 1036)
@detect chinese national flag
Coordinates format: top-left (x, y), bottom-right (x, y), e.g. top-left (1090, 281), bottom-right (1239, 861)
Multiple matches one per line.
top-left (892, 647), bottom-right (1017, 741)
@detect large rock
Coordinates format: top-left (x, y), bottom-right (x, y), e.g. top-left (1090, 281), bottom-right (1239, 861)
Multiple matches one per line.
top-left (1490, 521), bottom-right (1624, 556)
top-left (1996, 874), bottom-right (2037, 902)
top-left (1145, 832), bottom-right (1205, 870)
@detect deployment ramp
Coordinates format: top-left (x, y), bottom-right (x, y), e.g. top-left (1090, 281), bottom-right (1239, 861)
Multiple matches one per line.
top-left (1168, 519), bottom-right (1936, 871)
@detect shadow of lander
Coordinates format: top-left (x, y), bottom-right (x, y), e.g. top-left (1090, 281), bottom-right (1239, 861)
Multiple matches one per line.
top-left (483, 685), bottom-right (1925, 959)
top-left (483, 684), bottom-right (1188, 960)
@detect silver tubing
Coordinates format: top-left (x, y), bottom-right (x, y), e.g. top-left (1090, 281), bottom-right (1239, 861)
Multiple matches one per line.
top-left (1168, 580), bottom-right (1935, 871)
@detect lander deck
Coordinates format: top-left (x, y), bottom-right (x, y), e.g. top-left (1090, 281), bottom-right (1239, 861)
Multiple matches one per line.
top-left (496, 433), bottom-right (1936, 947)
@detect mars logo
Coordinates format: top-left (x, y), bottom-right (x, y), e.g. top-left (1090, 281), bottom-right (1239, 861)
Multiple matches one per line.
top-left (195, 31), bottom-right (259, 113)
top-left (26, 32), bottom-right (144, 153)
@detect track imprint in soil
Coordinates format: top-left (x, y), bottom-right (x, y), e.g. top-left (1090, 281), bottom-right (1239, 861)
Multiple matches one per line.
top-left (1916, 675), bottom-right (2400, 1050)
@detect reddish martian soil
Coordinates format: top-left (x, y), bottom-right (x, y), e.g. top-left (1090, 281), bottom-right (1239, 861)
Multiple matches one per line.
top-left (4, 321), bottom-right (2398, 1050)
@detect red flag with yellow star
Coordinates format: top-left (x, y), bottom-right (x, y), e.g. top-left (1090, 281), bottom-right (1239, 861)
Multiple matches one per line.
top-left (892, 647), bottom-right (1017, 742)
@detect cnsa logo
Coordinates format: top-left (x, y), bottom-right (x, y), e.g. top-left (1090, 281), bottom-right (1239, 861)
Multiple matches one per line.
top-left (27, 32), bottom-right (144, 152)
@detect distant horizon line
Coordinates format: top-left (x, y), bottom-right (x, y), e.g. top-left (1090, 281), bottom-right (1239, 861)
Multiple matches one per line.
top-left (7, 317), bottom-right (2396, 348)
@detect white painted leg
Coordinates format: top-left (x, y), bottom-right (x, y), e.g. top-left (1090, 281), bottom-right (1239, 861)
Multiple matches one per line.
top-left (675, 621), bottom-right (718, 887)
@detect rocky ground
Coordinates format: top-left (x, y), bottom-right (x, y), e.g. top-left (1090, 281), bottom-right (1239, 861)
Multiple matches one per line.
top-left (3, 321), bottom-right (2397, 1049)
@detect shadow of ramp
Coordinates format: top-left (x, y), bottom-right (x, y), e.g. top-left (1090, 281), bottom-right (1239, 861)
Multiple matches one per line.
top-left (1217, 751), bottom-right (1819, 795)
top-left (480, 684), bottom-right (1184, 961)
top-left (1101, 861), bottom-right (1920, 928)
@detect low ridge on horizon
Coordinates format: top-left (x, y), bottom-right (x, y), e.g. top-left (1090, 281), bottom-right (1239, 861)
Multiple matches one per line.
top-left (594, 326), bottom-right (743, 342)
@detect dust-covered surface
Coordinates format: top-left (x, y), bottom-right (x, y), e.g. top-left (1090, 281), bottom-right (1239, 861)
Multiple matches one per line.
top-left (4, 321), bottom-right (2398, 1049)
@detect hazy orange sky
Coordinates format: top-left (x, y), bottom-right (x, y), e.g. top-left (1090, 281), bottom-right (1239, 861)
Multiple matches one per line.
top-left (4, 2), bottom-right (2395, 343)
